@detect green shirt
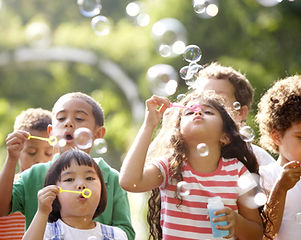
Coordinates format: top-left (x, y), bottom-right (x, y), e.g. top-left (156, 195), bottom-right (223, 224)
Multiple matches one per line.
top-left (10, 154), bottom-right (135, 240)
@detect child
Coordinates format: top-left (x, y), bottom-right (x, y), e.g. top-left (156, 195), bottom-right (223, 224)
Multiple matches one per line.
top-left (0, 107), bottom-right (54, 240)
top-left (0, 92), bottom-right (135, 240)
top-left (22, 149), bottom-right (128, 240)
top-left (120, 91), bottom-right (263, 239)
top-left (256, 75), bottom-right (301, 240)
top-left (193, 62), bottom-right (275, 166)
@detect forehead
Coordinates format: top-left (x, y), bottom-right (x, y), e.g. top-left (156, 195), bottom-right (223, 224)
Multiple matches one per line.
top-left (53, 97), bottom-right (93, 115)
top-left (61, 160), bottom-right (95, 173)
top-left (197, 78), bottom-right (236, 103)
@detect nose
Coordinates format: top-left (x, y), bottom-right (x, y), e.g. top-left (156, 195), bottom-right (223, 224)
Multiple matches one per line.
top-left (77, 181), bottom-right (86, 190)
top-left (194, 110), bottom-right (202, 115)
top-left (64, 118), bottom-right (74, 128)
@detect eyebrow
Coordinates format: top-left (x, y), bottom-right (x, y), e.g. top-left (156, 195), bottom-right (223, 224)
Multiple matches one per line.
top-left (56, 110), bottom-right (89, 116)
top-left (61, 169), bottom-right (96, 177)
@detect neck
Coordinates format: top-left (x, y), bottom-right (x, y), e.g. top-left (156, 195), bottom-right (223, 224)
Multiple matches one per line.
top-left (187, 143), bottom-right (221, 173)
top-left (61, 216), bottom-right (95, 229)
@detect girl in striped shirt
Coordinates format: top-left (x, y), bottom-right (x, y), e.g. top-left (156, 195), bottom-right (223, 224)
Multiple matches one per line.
top-left (120, 91), bottom-right (264, 240)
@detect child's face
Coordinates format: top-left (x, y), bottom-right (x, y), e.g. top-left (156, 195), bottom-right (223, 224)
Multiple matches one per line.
top-left (275, 121), bottom-right (301, 165)
top-left (180, 100), bottom-right (225, 146)
top-left (19, 129), bottom-right (54, 172)
top-left (49, 97), bottom-right (102, 153)
top-left (57, 160), bottom-right (101, 220)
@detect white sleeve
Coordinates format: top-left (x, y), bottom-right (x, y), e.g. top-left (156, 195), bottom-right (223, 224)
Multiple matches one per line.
top-left (251, 144), bottom-right (275, 166)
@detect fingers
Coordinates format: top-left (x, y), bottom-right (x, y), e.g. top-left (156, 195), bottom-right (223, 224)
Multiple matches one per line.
top-left (145, 95), bottom-right (170, 111)
top-left (37, 185), bottom-right (60, 213)
top-left (213, 208), bottom-right (235, 238)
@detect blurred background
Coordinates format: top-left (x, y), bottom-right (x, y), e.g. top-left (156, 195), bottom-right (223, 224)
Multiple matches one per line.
top-left (0, 0), bottom-right (300, 238)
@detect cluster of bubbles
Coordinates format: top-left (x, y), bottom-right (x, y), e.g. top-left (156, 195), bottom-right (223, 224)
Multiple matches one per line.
top-left (192, 0), bottom-right (219, 19)
top-left (179, 45), bottom-right (204, 88)
top-left (125, 1), bottom-right (150, 27)
top-left (53, 127), bottom-right (107, 155)
top-left (77, 0), bottom-right (110, 36)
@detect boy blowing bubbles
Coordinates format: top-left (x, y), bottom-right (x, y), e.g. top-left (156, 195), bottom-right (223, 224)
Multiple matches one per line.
top-left (0, 92), bottom-right (135, 240)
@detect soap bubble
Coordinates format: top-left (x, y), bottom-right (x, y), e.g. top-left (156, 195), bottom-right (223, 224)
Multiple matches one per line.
top-left (183, 45), bottom-right (202, 63)
top-left (233, 101), bottom-right (241, 111)
top-left (77, 0), bottom-right (102, 18)
top-left (197, 143), bottom-right (209, 157)
top-left (91, 15), bottom-right (110, 36)
top-left (152, 18), bottom-right (187, 58)
top-left (254, 192), bottom-right (267, 206)
top-left (257, 0), bottom-right (282, 7)
top-left (240, 126), bottom-right (255, 143)
top-left (74, 128), bottom-right (93, 149)
top-left (177, 181), bottom-right (190, 196)
top-left (58, 138), bottom-right (67, 148)
top-left (126, 1), bottom-right (150, 27)
top-left (194, 0), bottom-right (219, 19)
top-left (176, 94), bottom-right (186, 101)
top-left (93, 138), bottom-right (107, 154)
top-left (147, 64), bottom-right (178, 96)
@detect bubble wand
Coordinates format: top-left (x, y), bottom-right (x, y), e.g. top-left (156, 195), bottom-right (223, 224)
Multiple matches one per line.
top-left (58, 187), bottom-right (92, 199)
top-left (27, 134), bottom-right (58, 146)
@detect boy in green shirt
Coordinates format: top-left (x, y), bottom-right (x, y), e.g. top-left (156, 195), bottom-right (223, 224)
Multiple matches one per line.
top-left (0, 92), bottom-right (135, 240)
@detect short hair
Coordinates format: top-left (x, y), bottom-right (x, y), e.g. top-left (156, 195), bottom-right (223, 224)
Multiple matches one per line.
top-left (196, 62), bottom-right (254, 109)
top-left (256, 75), bottom-right (301, 153)
top-left (14, 108), bottom-right (52, 131)
top-left (52, 92), bottom-right (104, 127)
top-left (45, 149), bottom-right (107, 222)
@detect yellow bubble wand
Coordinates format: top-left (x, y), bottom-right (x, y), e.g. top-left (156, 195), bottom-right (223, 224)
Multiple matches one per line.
top-left (27, 134), bottom-right (58, 146)
top-left (58, 187), bottom-right (92, 199)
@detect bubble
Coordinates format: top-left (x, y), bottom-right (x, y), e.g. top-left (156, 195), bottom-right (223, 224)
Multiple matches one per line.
top-left (91, 15), bottom-right (110, 36)
top-left (126, 1), bottom-right (150, 27)
top-left (240, 126), bottom-right (255, 143)
top-left (74, 128), bottom-right (93, 150)
top-left (176, 94), bottom-right (186, 101)
top-left (58, 138), bottom-right (67, 147)
top-left (126, 1), bottom-right (141, 17)
top-left (93, 138), bottom-right (107, 154)
top-left (197, 143), bottom-right (209, 157)
top-left (233, 101), bottom-right (241, 111)
top-left (177, 181), bottom-right (190, 197)
top-left (256, 0), bottom-right (282, 7)
top-left (295, 212), bottom-right (301, 224)
top-left (194, 0), bottom-right (219, 19)
top-left (25, 22), bottom-right (51, 48)
top-left (152, 18), bottom-right (187, 58)
top-left (183, 45), bottom-right (202, 63)
top-left (136, 13), bottom-right (150, 27)
top-left (133, 184), bottom-right (137, 188)
top-left (77, 0), bottom-right (101, 18)
top-left (87, 236), bottom-right (97, 240)
top-left (237, 173), bottom-right (258, 190)
top-left (254, 192), bottom-right (267, 206)
top-left (147, 64), bottom-right (178, 96)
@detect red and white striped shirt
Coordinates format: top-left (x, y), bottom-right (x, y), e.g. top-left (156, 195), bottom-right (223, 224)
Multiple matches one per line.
top-left (153, 157), bottom-right (249, 240)
top-left (0, 212), bottom-right (25, 240)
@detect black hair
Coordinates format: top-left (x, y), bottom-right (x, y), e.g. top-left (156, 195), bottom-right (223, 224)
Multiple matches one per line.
top-left (45, 149), bottom-right (107, 222)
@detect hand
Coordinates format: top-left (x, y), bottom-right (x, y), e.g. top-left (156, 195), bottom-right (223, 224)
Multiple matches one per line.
top-left (37, 185), bottom-right (59, 216)
top-left (213, 207), bottom-right (237, 239)
top-left (6, 130), bottom-right (29, 163)
top-left (278, 161), bottom-right (301, 191)
top-left (144, 95), bottom-right (170, 128)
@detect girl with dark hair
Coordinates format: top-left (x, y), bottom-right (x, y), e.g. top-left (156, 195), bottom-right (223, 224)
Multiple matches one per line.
top-left (119, 91), bottom-right (263, 240)
top-left (22, 149), bottom-right (128, 240)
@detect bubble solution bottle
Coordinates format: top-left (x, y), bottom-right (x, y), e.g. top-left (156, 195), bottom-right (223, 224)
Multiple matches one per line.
top-left (207, 196), bottom-right (230, 238)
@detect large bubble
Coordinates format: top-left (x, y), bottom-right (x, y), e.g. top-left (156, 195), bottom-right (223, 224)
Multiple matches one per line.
top-left (147, 64), bottom-right (178, 96)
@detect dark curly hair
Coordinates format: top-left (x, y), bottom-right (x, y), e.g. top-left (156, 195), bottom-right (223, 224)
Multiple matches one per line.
top-left (256, 75), bottom-right (301, 153)
top-left (45, 149), bottom-right (107, 222)
top-left (147, 90), bottom-right (260, 239)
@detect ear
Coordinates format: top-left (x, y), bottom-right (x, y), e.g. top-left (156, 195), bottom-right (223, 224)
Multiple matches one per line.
top-left (47, 124), bottom-right (52, 136)
top-left (94, 126), bottom-right (106, 139)
top-left (220, 133), bottom-right (231, 146)
top-left (236, 105), bottom-right (249, 122)
top-left (270, 129), bottom-right (281, 146)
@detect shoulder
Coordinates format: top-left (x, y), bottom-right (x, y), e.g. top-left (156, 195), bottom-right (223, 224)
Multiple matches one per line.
top-left (251, 144), bottom-right (275, 166)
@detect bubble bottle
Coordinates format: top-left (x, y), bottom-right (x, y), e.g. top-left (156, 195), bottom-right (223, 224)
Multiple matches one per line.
top-left (207, 196), bottom-right (229, 238)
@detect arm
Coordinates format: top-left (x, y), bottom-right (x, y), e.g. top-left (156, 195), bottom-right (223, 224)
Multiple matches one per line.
top-left (22, 185), bottom-right (59, 240)
top-left (119, 95), bottom-right (170, 192)
top-left (263, 161), bottom-right (301, 239)
top-left (0, 130), bottom-right (29, 216)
